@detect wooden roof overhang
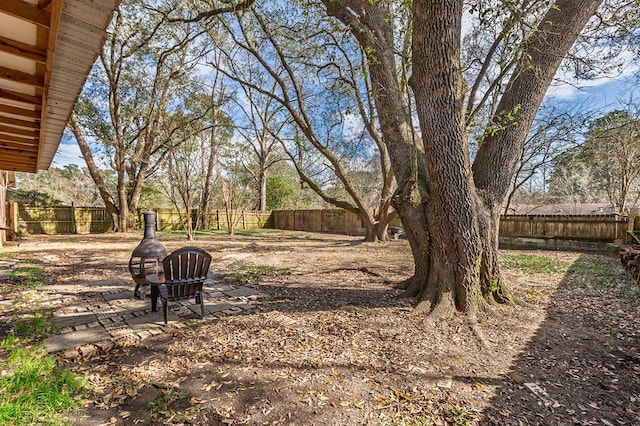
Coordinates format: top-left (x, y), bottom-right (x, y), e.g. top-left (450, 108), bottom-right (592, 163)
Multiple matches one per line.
top-left (0, 0), bottom-right (119, 173)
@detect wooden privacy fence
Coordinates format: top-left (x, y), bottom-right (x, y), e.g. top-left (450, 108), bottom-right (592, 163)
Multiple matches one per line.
top-left (16, 204), bottom-right (113, 234)
top-left (11, 203), bottom-right (636, 244)
top-left (499, 214), bottom-right (630, 243)
top-left (271, 209), bottom-right (363, 235)
top-left (151, 209), bottom-right (273, 231)
top-left (14, 205), bottom-right (274, 235)
top-left (273, 210), bottom-right (633, 243)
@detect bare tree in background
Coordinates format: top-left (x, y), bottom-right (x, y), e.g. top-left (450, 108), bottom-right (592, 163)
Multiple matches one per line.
top-left (69, 2), bottom-right (210, 231)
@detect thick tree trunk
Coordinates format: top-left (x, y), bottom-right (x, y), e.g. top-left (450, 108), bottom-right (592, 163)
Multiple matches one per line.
top-left (410, 0), bottom-right (487, 315)
top-left (325, 0), bottom-right (602, 316)
top-left (391, 178), bottom-right (430, 295)
top-left (258, 165), bottom-right (267, 211)
top-left (476, 202), bottom-right (512, 304)
top-left (471, 0), bottom-right (603, 302)
top-left (324, 0), bottom-right (430, 289)
top-left (359, 211), bottom-right (378, 242)
top-left (69, 111), bottom-right (120, 231)
top-left (185, 207), bottom-right (195, 241)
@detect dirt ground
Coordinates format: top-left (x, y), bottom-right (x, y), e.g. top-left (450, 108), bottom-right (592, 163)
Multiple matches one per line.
top-left (3, 230), bottom-right (640, 425)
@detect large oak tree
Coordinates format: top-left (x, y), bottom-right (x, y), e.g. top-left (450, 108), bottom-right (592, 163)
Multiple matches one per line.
top-left (129, 0), bottom-right (617, 317)
top-left (322, 0), bottom-right (604, 316)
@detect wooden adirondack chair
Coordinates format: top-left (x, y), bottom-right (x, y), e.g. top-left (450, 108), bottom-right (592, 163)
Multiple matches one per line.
top-left (146, 246), bottom-right (212, 325)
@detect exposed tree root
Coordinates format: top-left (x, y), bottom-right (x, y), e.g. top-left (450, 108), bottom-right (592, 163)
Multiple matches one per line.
top-left (468, 314), bottom-right (491, 350)
top-left (397, 276), bottom-right (423, 296)
top-left (413, 299), bottom-right (433, 314)
top-left (319, 266), bottom-right (384, 277)
top-left (394, 277), bottom-right (412, 290)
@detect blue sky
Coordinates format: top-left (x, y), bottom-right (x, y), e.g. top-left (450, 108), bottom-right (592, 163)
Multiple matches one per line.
top-left (547, 75), bottom-right (639, 112)
top-left (53, 72), bottom-right (639, 169)
top-left (51, 134), bottom-right (85, 168)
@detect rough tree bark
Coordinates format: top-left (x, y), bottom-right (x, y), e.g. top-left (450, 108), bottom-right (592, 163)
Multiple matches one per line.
top-left (324, 0), bottom-right (603, 316)
top-left (68, 111), bottom-right (120, 231)
top-left (469, 0), bottom-right (603, 307)
top-left (201, 81), bottom-right (225, 229)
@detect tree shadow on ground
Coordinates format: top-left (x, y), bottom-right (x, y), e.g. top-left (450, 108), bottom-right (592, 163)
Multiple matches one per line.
top-left (20, 235), bottom-right (640, 424)
top-left (482, 253), bottom-right (640, 425)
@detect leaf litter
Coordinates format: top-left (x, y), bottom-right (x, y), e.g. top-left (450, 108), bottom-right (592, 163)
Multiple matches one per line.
top-left (5, 233), bottom-right (640, 425)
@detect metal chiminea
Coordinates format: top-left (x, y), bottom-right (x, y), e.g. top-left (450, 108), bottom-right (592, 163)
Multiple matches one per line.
top-left (128, 211), bottom-right (167, 298)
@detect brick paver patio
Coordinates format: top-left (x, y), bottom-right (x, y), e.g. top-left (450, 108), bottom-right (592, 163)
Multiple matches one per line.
top-left (0, 260), bottom-right (267, 357)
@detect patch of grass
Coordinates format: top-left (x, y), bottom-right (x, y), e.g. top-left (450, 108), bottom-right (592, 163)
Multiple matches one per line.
top-left (0, 251), bottom-right (16, 260)
top-left (13, 294), bottom-right (38, 312)
top-left (226, 228), bottom-right (281, 236)
top-left (0, 338), bottom-right (86, 425)
top-left (1, 334), bottom-right (18, 350)
top-left (14, 312), bottom-right (56, 341)
top-left (526, 288), bottom-right (546, 298)
top-left (562, 254), bottom-right (633, 297)
top-left (228, 262), bottom-right (291, 284)
top-left (148, 388), bottom-right (187, 421)
top-left (566, 254), bottom-right (623, 278)
top-left (157, 228), bottom-right (281, 238)
top-left (500, 254), bottom-right (572, 274)
top-left (444, 404), bottom-right (481, 426)
top-left (503, 252), bottom-right (636, 298)
top-left (384, 416), bottom-right (432, 425)
top-left (10, 266), bottom-right (48, 288)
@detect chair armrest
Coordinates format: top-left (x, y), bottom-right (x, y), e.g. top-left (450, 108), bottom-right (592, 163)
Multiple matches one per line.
top-left (146, 274), bottom-right (162, 284)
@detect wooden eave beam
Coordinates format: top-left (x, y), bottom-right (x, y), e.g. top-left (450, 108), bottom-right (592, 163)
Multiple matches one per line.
top-left (0, 156), bottom-right (39, 169)
top-left (0, 115), bottom-right (40, 129)
top-left (0, 155), bottom-right (35, 165)
top-left (0, 150), bottom-right (36, 161)
top-left (0, 147), bottom-right (37, 161)
top-left (0, 88), bottom-right (42, 107)
top-left (0, 35), bottom-right (47, 63)
top-left (0, 65), bottom-right (45, 88)
top-left (0, 134), bottom-right (39, 148)
top-left (0, 104), bottom-right (40, 120)
top-left (0, 123), bottom-right (39, 138)
top-left (0, 0), bottom-right (51, 29)
top-left (0, 156), bottom-right (37, 172)
top-left (35, 0), bottom-right (63, 170)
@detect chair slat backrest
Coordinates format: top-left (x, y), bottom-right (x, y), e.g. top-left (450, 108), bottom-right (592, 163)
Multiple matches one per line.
top-left (150, 246), bottom-right (211, 324)
top-left (161, 247), bottom-right (211, 300)
top-left (162, 246), bottom-right (211, 284)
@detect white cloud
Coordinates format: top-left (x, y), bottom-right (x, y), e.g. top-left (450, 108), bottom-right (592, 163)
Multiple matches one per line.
top-left (547, 48), bottom-right (639, 102)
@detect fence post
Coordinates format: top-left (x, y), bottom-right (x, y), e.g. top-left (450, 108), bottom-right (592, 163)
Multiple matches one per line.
top-left (627, 215), bottom-right (636, 243)
top-left (71, 202), bottom-right (78, 234)
top-left (11, 201), bottom-right (18, 232)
